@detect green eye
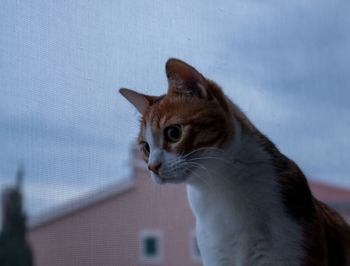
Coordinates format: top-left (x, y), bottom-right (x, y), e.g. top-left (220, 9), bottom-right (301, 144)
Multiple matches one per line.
top-left (165, 125), bottom-right (182, 142)
top-left (142, 142), bottom-right (150, 157)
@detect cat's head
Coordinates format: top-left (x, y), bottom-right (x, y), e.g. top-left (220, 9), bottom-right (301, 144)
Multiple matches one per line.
top-left (120, 58), bottom-right (235, 184)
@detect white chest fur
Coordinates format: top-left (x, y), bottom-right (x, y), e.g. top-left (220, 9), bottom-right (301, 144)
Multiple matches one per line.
top-left (185, 137), bottom-right (304, 266)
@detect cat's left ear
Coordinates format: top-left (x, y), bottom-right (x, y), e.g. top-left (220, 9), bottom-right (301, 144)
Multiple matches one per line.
top-left (166, 58), bottom-right (207, 98)
top-left (119, 88), bottom-right (157, 115)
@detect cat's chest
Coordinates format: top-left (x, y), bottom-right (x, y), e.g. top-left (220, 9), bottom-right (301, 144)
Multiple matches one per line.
top-left (196, 223), bottom-right (271, 266)
top-left (188, 186), bottom-right (272, 265)
top-left (186, 178), bottom-right (304, 266)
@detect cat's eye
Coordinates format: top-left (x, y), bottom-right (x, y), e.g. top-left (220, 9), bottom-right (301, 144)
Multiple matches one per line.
top-left (165, 125), bottom-right (182, 143)
top-left (142, 142), bottom-right (150, 157)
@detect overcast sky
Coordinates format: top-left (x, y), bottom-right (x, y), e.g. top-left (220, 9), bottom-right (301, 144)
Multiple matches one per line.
top-left (1, 0), bottom-right (349, 216)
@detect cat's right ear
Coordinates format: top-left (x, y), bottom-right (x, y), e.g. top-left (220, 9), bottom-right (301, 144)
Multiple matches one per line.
top-left (166, 58), bottom-right (207, 99)
top-left (119, 88), bottom-right (152, 115)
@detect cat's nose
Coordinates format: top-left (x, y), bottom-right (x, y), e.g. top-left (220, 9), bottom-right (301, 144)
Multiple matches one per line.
top-left (148, 162), bottom-right (162, 175)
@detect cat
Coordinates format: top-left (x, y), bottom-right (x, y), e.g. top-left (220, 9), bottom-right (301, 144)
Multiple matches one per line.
top-left (120, 58), bottom-right (350, 266)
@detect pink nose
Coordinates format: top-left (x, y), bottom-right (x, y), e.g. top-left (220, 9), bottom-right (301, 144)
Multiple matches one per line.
top-left (148, 162), bottom-right (162, 175)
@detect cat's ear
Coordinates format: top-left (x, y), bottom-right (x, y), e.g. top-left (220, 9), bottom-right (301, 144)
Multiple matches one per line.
top-left (166, 58), bottom-right (207, 98)
top-left (119, 88), bottom-right (156, 115)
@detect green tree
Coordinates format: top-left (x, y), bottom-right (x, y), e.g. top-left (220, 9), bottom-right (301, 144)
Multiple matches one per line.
top-left (0, 167), bottom-right (33, 266)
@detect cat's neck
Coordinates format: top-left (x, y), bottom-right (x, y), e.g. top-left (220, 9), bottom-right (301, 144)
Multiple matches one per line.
top-left (185, 130), bottom-right (276, 218)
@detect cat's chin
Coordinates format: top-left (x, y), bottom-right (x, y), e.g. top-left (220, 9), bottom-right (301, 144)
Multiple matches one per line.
top-left (151, 173), bottom-right (188, 185)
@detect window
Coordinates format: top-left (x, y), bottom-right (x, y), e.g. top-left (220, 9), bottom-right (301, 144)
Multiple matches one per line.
top-left (139, 230), bottom-right (163, 264)
top-left (144, 236), bottom-right (157, 256)
top-left (190, 229), bottom-right (202, 263)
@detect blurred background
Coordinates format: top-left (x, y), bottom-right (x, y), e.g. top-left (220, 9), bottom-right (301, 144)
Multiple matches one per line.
top-left (1, 1), bottom-right (349, 265)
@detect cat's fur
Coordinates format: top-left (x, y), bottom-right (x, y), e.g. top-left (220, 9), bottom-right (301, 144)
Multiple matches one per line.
top-left (120, 58), bottom-right (350, 266)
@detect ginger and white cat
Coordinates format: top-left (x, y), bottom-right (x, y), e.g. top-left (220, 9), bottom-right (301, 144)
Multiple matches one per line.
top-left (120, 58), bottom-right (350, 266)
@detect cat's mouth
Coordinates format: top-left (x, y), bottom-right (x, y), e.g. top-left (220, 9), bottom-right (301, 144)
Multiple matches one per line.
top-left (152, 173), bottom-right (188, 185)
top-left (150, 165), bottom-right (196, 185)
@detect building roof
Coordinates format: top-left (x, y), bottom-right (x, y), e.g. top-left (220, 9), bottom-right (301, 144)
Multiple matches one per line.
top-left (309, 180), bottom-right (350, 203)
top-left (28, 175), bottom-right (350, 229)
top-left (308, 179), bottom-right (350, 211)
top-left (28, 177), bottom-right (135, 229)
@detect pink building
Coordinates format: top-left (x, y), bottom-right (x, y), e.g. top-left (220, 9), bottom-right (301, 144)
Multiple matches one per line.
top-left (28, 149), bottom-right (350, 266)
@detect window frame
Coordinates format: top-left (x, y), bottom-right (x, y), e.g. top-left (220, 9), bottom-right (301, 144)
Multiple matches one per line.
top-left (139, 229), bottom-right (163, 264)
